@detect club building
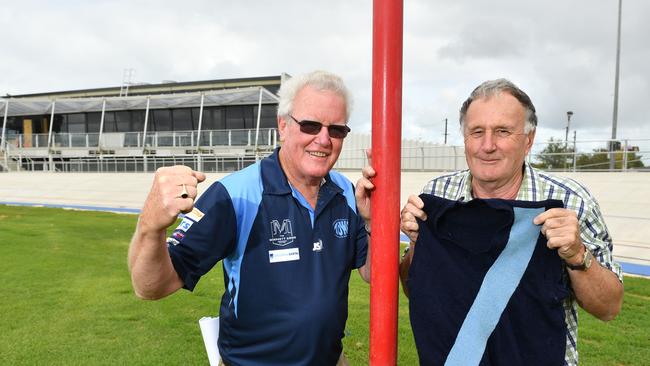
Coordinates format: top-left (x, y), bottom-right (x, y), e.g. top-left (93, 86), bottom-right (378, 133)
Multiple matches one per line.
top-left (0, 75), bottom-right (288, 172)
top-left (1, 74), bottom-right (465, 173)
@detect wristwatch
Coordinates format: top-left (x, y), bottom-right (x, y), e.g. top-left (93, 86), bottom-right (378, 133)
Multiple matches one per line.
top-left (566, 248), bottom-right (593, 271)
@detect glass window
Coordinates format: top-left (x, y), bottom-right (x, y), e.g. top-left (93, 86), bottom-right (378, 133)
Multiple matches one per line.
top-left (87, 112), bottom-right (101, 133)
top-left (6, 117), bottom-right (22, 134)
top-left (131, 110), bottom-right (145, 132)
top-left (213, 108), bottom-right (225, 130)
top-left (262, 116), bottom-right (276, 128)
top-left (144, 111), bottom-right (153, 132)
top-left (201, 107), bottom-right (225, 130)
top-left (54, 115), bottom-right (66, 133)
top-left (198, 107), bottom-right (213, 130)
top-left (172, 109), bottom-right (193, 131)
top-left (31, 116), bottom-right (45, 133)
top-left (67, 113), bottom-right (86, 133)
top-left (116, 111), bottom-right (131, 132)
top-left (153, 109), bottom-right (172, 131)
top-left (255, 105), bottom-right (278, 128)
top-left (226, 106), bottom-right (244, 130)
top-left (191, 108), bottom-right (201, 130)
top-left (242, 105), bottom-right (255, 129)
top-left (103, 112), bottom-right (117, 132)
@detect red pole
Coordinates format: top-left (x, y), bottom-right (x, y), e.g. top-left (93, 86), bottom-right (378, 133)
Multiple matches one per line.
top-left (370, 0), bottom-right (403, 364)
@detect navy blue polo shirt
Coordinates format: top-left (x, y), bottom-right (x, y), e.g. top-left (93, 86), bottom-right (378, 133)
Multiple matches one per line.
top-left (167, 148), bottom-right (368, 366)
top-left (408, 195), bottom-right (570, 366)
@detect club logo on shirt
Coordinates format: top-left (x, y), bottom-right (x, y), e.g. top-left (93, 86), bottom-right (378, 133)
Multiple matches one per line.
top-left (313, 239), bottom-right (323, 252)
top-left (185, 207), bottom-right (205, 222)
top-left (178, 218), bottom-right (193, 232)
top-left (166, 237), bottom-right (180, 246)
top-left (333, 219), bottom-right (349, 238)
top-left (269, 219), bottom-right (296, 246)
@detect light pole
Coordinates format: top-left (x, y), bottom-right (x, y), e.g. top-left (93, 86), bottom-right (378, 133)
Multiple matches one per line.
top-left (572, 130), bottom-right (578, 171)
top-left (565, 111), bottom-right (573, 148)
top-left (610, 0), bottom-right (622, 170)
top-left (443, 118), bottom-right (448, 145)
top-left (565, 111), bottom-right (573, 171)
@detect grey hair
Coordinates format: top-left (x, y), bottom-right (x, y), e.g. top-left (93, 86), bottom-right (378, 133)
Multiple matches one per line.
top-left (277, 70), bottom-right (353, 121)
top-left (459, 78), bottom-right (538, 133)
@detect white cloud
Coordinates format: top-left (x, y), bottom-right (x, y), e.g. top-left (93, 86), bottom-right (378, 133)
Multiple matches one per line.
top-left (1, 0), bottom-right (648, 150)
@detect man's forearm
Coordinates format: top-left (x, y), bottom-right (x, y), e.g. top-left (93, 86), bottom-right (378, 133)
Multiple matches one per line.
top-left (128, 226), bottom-right (183, 300)
top-left (568, 258), bottom-right (623, 321)
top-left (399, 244), bottom-right (414, 297)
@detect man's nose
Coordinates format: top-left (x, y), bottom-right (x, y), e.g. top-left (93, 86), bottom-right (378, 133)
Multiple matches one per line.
top-left (480, 131), bottom-right (497, 151)
top-left (314, 126), bottom-right (332, 145)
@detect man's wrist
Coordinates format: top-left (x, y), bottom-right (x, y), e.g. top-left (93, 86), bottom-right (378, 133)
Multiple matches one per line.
top-left (564, 244), bottom-right (586, 265)
top-left (135, 217), bottom-right (168, 241)
top-left (566, 246), bottom-right (593, 271)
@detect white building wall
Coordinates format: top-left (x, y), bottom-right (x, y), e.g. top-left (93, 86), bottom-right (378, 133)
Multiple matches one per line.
top-left (336, 133), bottom-right (467, 171)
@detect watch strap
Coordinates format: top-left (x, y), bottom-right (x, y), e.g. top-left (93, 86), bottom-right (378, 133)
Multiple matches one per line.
top-left (566, 249), bottom-right (592, 271)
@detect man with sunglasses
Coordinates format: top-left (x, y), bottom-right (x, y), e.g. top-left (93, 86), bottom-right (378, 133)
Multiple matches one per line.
top-left (128, 70), bottom-right (370, 366)
top-left (359, 79), bottom-right (623, 365)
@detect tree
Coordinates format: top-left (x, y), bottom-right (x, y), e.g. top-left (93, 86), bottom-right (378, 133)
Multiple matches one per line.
top-left (533, 138), bottom-right (645, 171)
top-left (576, 148), bottom-right (645, 170)
top-left (532, 138), bottom-right (574, 170)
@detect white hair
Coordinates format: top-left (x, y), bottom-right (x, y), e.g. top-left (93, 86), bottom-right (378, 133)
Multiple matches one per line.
top-left (277, 70), bottom-right (352, 121)
top-left (459, 78), bottom-right (538, 133)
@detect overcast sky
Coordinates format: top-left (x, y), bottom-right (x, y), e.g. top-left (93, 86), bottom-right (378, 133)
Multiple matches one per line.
top-left (1, 0), bottom-right (648, 147)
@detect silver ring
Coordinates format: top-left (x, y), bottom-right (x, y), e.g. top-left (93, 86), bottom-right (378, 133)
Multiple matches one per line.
top-left (180, 184), bottom-right (189, 199)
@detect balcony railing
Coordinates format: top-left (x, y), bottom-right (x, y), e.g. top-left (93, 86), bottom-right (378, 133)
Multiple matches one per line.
top-left (5, 128), bottom-right (278, 150)
top-left (5, 154), bottom-right (263, 173)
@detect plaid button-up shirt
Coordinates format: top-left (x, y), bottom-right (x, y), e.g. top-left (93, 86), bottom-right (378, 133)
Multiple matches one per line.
top-left (421, 163), bottom-right (623, 366)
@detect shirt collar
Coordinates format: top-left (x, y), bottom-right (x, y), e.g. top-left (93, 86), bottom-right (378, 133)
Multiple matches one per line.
top-left (261, 147), bottom-right (342, 196)
top-left (460, 161), bottom-right (535, 201)
top-left (515, 162), bottom-right (539, 201)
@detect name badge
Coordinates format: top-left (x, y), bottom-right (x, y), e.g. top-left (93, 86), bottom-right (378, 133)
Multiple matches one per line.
top-left (269, 248), bottom-right (300, 263)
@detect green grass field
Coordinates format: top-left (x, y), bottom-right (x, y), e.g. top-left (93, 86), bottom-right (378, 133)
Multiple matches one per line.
top-left (1, 205), bottom-right (648, 365)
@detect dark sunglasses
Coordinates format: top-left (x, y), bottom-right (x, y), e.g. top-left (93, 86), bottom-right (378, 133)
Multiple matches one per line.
top-left (289, 115), bottom-right (351, 139)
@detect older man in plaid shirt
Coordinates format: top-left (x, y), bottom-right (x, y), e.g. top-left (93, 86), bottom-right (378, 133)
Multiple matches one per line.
top-left (395, 79), bottom-right (623, 365)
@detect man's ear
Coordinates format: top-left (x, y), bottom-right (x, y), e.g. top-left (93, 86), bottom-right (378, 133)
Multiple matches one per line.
top-left (277, 116), bottom-right (287, 142)
top-left (525, 129), bottom-right (536, 155)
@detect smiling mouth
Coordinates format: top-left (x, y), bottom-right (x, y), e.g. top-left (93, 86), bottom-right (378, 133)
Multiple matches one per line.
top-left (309, 151), bottom-right (328, 157)
top-left (479, 158), bottom-right (500, 163)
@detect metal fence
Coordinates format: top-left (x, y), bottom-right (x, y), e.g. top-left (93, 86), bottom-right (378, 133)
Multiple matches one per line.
top-left (7, 155), bottom-right (262, 173)
top-left (528, 138), bottom-right (650, 172)
top-left (336, 138), bottom-right (650, 172)
top-left (3, 128), bottom-right (278, 150)
top-left (2, 137), bottom-right (648, 173)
